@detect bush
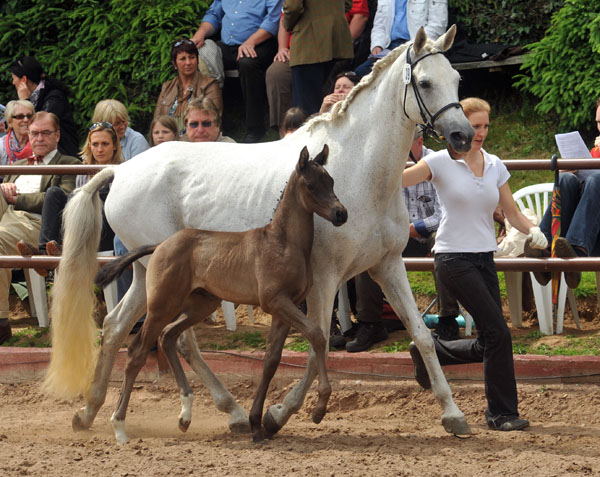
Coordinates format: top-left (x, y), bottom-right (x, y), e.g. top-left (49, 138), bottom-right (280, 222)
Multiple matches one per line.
top-left (0, 0), bottom-right (210, 143)
top-left (515, 0), bottom-right (600, 135)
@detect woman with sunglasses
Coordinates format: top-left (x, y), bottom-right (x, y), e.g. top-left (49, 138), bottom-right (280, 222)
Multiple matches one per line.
top-left (319, 71), bottom-right (359, 113)
top-left (155, 38), bottom-right (223, 135)
top-left (17, 122), bottom-right (124, 270)
top-left (0, 100), bottom-right (35, 166)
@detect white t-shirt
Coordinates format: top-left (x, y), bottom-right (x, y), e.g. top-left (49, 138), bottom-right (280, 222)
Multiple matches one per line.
top-left (424, 148), bottom-right (510, 253)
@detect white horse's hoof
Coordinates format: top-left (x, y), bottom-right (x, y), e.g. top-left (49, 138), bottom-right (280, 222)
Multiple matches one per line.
top-left (179, 418), bottom-right (191, 433)
top-left (263, 403), bottom-right (287, 437)
top-left (111, 418), bottom-right (129, 445)
top-left (442, 414), bottom-right (472, 435)
top-left (228, 417), bottom-right (251, 434)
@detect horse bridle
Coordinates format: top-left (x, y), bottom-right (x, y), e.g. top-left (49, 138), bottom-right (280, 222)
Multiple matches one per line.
top-left (402, 45), bottom-right (462, 143)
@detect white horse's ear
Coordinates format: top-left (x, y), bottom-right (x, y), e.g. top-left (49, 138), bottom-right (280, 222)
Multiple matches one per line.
top-left (434, 24), bottom-right (457, 52)
top-left (314, 144), bottom-right (329, 166)
top-left (298, 146), bottom-right (310, 171)
top-left (413, 27), bottom-right (427, 55)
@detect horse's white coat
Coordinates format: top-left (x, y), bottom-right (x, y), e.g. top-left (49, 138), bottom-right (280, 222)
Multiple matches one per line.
top-left (64, 27), bottom-right (474, 436)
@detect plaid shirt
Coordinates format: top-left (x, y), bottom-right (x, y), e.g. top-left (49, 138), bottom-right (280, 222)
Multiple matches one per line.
top-left (403, 146), bottom-right (441, 243)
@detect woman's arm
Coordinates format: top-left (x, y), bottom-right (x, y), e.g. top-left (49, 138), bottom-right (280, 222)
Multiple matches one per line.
top-left (402, 160), bottom-right (432, 188)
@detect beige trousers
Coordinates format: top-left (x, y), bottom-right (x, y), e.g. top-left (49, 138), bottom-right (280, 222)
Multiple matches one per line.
top-left (0, 196), bottom-right (41, 318)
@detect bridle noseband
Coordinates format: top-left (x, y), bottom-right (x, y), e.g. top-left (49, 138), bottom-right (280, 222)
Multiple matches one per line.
top-left (402, 46), bottom-right (462, 142)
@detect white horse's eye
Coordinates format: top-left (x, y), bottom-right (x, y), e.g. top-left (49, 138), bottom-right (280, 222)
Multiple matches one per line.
top-left (418, 80), bottom-right (432, 89)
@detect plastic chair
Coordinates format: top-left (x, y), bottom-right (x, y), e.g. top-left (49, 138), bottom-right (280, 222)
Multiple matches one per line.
top-left (506, 183), bottom-right (582, 334)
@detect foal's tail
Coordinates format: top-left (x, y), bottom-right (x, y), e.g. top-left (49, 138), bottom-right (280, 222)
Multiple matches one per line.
top-left (95, 245), bottom-right (156, 288)
top-left (43, 167), bottom-right (115, 399)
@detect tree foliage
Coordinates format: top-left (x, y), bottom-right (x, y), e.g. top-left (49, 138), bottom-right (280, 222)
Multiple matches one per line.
top-left (515, 0), bottom-right (600, 133)
top-left (0, 0), bottom-right (210, 141)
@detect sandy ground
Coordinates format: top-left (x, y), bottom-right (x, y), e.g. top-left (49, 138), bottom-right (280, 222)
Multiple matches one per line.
top-left (1, 376), bottom-right (600, 477)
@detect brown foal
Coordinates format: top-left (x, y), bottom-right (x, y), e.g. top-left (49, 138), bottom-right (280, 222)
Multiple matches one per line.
top-left (95, 144), bottom-right (347, 443)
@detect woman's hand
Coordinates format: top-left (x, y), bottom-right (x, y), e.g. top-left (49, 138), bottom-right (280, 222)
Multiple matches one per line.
top-left (595, 136), bottom-right (600, 148)
top-left (15, 76), bottom-right (30, 99)
top-left (320, 93), bottom-right (345, 113)
top-left (527, 226), bottom-right (548, 250)
top-left (274, 48), bottom-right (290, 62)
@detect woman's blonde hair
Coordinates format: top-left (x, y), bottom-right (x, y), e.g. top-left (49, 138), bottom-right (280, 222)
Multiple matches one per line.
top-left (460, 97), bottom-right (491, 118)
top-left (4, 99), bottom-right (35, 125)
top-left (92, 99), bottom-right (130, 124)
top-left (80, 123), bottom-right (124, 165)
top-left (148, 115), bottom-right (179, 146)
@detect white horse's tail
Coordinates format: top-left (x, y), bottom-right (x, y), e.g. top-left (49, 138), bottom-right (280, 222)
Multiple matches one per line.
top-left (43, 167), bottom-right (116, 399)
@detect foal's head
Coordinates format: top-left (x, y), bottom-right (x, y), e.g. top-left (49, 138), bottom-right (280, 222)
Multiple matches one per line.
top-left (295, 145), bottom-right (348, 227)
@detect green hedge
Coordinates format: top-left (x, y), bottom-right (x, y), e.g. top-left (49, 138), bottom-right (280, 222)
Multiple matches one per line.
top-left (0, 0), bottom-right (210, 143)
top-left (516, 0), bottom-right (600, 133)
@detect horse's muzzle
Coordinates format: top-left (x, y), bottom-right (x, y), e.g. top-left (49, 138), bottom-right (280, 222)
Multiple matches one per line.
top-left (331, 207), bottom-right (348, 227)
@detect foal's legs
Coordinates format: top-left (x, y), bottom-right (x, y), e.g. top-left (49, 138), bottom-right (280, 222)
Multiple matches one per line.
top-left (73, 262), bottom-right (148, 432)
top-left (372, 254), bottom-right (471, 435)
top-left (249, 317), bottom-right (291, 442)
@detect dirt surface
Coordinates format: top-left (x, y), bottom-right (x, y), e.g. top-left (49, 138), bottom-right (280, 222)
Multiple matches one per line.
top-left (1, 377), bottom-right (600, 476)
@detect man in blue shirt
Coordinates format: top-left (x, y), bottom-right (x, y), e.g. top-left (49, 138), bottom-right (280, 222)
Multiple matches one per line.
top-left (192, 0), bottom-right (283, 143)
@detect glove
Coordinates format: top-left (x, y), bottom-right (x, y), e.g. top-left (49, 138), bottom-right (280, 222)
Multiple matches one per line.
top-left (527, 226), bottom-right (548, 250)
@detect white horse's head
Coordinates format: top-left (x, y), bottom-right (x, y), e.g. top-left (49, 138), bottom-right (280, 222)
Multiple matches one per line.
top-left (402, 25), bottom-right (473, 153)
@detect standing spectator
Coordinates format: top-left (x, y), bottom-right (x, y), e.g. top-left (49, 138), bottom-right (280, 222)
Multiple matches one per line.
top-left (0, 112), bottom-right (79, 344)
top-left (9, 56), bottom-right (79, 156)
top-left (92, 99), bottom-right (149, 160)
top-left (284, 0), bottom-right (354, 116)
top-left (154, 39), bottom-right (222, 136)
top-left (149, 115), bottom-right (178, 147)
top-left (0, 100), bottom-right (34, 166)
top-left (191, 0), bottom-right (283, 143)
top-left (266, 15), bottom-right (293, 132)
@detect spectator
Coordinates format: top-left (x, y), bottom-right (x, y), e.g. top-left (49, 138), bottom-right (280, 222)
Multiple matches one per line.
top-left (279, 107), bottom-right (307, 138)
top-left (354, 0), bottom-right (447, 78)
top-left (0, 100), bottom-right (34, 166)
top-left (92, 99), bottom-right (149, 160)
top-left (184, 97), bottom-right (235, 143)
top-left (18, 122), bottom-right (124, 271)
top-left (149, 115), bottom-right (178, 147)
top-left (403, 97), bottom-right (547, 431)
top-left (9, 56), bottom-right (79, 157)
top-left (284, 0), bottom-right (354, 116)
top-left (154, 39), bottom-right (222, 136)
top-left (192, 0), bottom-right (283, 143)
top-left (319, 71), bottom-right (359, 113)
top-left (526, 97), bottom-right (600, 289)
top-left (0, 112), bottom-right (79, 344)
top-left (346, 128), bottom-right (460, 352)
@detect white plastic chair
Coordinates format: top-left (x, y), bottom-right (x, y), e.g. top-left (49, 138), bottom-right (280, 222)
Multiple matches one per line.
top-left (507, 183), bottom-right (582, 334)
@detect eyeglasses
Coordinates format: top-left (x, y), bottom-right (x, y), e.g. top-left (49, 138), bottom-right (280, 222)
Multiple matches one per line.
top-left (173, 39), bottom-right (195, 48)
top-left (341, 71), bottom-right (358, 79)
top-left (13, 113), bottom-right (33, 120)
top-left (89, 121), bottom-right (113, 131)
top-left (187, 120), bottom-right (213, 129)
top-left (29, 130), bottom-right (57, 138)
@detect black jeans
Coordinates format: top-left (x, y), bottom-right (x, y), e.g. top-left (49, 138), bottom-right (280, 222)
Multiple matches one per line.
top-left (434, 252), bottom-right (519, 419)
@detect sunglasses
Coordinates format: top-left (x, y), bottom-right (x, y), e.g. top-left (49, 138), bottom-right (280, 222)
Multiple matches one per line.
top-left (13, 113), bottom-right (33, 120)
top-left (187, 120), bottom-right (213, 129)
top-left (173, 39), bottom-right (195, 48)
top-left (89, 121), bottom-right (114, 131)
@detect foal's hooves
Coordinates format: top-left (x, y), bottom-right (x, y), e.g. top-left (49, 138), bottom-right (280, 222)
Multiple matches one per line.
top-left (228, 419), bottom-right (251, 435)
top-left (178, 418), bottom-right (191, 433)
top-left (262, 409), bottom-right (283, 437)
top-left (311, 407), bottom-right (327, 424)
top-left (442, 415), bottom-right (472, 435)
top-left (72, 412), bottom-right (90, 432)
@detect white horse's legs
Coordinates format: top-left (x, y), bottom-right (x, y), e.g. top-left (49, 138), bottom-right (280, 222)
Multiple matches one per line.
top-left (372, 255), bottom-right (471, 435)
top-left (176, 327), bottom-right (251, 434)
top-left (263, 281), bottom-right (337, 435)
top-left (72, 264), bottom-right (148, 431)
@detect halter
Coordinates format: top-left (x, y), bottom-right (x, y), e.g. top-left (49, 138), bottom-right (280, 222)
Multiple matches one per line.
top-left (402, 46), bottom-right (462, 141)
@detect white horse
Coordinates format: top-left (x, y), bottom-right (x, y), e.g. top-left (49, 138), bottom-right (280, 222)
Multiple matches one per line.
top-left (45, 26), bottom-right (474, 439)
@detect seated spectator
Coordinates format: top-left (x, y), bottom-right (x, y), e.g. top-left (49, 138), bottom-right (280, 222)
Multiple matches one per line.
top-left (92, 99), bottom-right (149, 160)
top-left (183, 97), bottom-right (235, 143)
top-left (9, 56), bottom-right (79, 156)
top-left (149, 115), bottom-right (178, 147)
top-left (284, 0), bottom-right (354, 116)
top-left (355, 0), bottom-right (448, 78)
top-left (319, 71), bottom-right (359, 113)
top-left (0, 100), bottom-right (34, 166)
top-left (526, 97), bottom-right (600, 289)
top-left (154, 39), bottom-right (222, 136)
top-left (192, 0), bottom-right (282, 143)
top-left (17, 121), bottom-right (124, 271)
top-left (279, 107), bottom-right (307, 138)
top-left (0, 112), bottom-right (79, 344)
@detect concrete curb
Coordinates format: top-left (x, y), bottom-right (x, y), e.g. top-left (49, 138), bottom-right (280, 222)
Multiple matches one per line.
top-left (2, 347), bottom-right (599, 385)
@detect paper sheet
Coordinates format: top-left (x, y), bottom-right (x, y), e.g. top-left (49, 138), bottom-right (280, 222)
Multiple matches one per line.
top-left (554, 131), bottom-right (597, 181)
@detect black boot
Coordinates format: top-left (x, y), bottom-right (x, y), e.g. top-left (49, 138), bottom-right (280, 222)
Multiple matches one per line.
top-left (434, 315), bottom-right (460, 341)
top-left (0, 318), bottom-right (12, 345)
top-left (345, 321), bottom-right (388, 352)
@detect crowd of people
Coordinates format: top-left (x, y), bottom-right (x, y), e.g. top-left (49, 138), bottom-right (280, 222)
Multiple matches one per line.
top-left (1, 0), bottom-right (599, 435)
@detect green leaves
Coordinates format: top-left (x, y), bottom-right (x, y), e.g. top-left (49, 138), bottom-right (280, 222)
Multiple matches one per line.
top-left (0, 0), bottom-right (211, 144)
